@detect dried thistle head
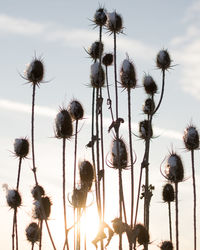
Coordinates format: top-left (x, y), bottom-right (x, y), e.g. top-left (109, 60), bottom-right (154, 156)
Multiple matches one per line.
top-left (156, 50), bottom-right (171, 70)
top-left (102, 53), bottom-right (113, 66)
top-left (106, 11), bottom-right (123, 33)
top-left (139, 120), bottom-right (153, 140)
top-left (24, 57), bottom-right (44, 85)
top-left (133, 223), bottom-right (149, 246)
top-left (162, 183), bottom-right (174, 203)
top-left (90, 62), bottom-right (105, 88)
top-left (112, 218), bottom-right (126, 234)
top-left (183, 125), bottom-right (199, 150)
top-left (25, 222), bottom-right (40, 243)
top-left (71, 188), bottom-right (87, 208)
top-left (6, 189), bottom-right (22, 209)
top-left (14, 138), bottom-right (29, 158)
top-left (31, 185), bottom-right (45, 200)
top-left (88, 41), bottom-right (104, 60)
top-left (165, 153), bottom-right (184, 183)
top-left (143, 75), bottom-right (157, 95)
top-left (120, 58), bottom-right (136, 89)
top-left (55, 108), bottom-right (73, 139)
top-left (160, 241), bottom-right (173, 250)
top-left (68, 100), bottom-right (84, 121)
top-left (79, 160), bottom-right (94, 191)
top-left (33, 196), bottom-right (52, 220)
top-left (94, 7), bottom-right (107, 26)
top-left (111, 138), bottom-right (128, 169)
top-left (143, 98), bottom-right (155, 115)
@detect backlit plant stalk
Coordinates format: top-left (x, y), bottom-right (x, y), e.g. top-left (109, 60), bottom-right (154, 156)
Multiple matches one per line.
top-left (183, 125), bottom-right (199, 250)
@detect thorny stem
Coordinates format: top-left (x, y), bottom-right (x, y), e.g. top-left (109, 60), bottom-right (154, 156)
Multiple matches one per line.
top-left (16, 157), bottom-right (22, 190)
top-left (39, 220), bottom-right (43, 250)
top-left (128, 88), bottom-right (134, 228)
top-left (105, 66), bottom-right (114, 122)
top-left (15, 213), bottom-right (18, 250)
top-left (153, 69), bottom-right (165, 115)
top-left (175, 182), bottom-right (179, 250)
top-left (134, 166), bottom-right (143, 226)
top-left (12, 209), bottom-right (16, 250)
top-left (77, 208), bottom-right (81, 250)
top-left (31, 84), bottom-right (57, 250)
top-left (31, 243), bottom-right (34, 250)
top-left (62, 138), bottom-right (69, 250)
top-left (191, 149), bottom-right (197, 250)
top-left (168, 202), bottom-right (172, 242)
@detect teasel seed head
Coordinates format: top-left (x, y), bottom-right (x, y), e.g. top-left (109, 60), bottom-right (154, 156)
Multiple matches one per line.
top-left (102, 53), bottom-right (113, 66)
top-left (26, 222), bottom-right (40, 243)
top-left (6, 189), bottom-right (22, 209)
top-left (183, 125), bottom-right (199, 150)
top-left (79, 160), bottom-right (94, 191)
top-left (120, 59), bottom-right (136, 89)
top-left (160, 241), bottom-right (173, 250)
top-left (68, 100), bottom-right (84, 121)
top-left (165, 153), bottom-right (184, 183)
top-left (90, 62), bottom-right (105, 88)
top-left (71, 188), bottom-right (87, 208)
top-left (112, 218), bottom-right (126, 234)
top-left (133, 223), bottom-right (149, 246)
top-left (143, 75), bottom-right (157, 95)
top-left (111, 138), bottom-right (128, 169)
top-left (94, 7), bottom-right (107, 26)
top-left (162, 183), bottom-right (174, 203)
top-left (14, 138), bottom-right (29, 158)
top-left (106, 11), bottom-right (123, 33)
top-left (139, 120), bottom-right (153, 140)
top-left (156, 50), bottom-right (171, 70)
top-left (31, 185), bottom-right (45, 200)
top-left (33, 196), bottom-right (52, 220)
top-left (25, 57), bottom-right (44, 85)
top-left (55, 108), bottom-right (73, 139)
top-left (88, 41), bottom-right (104, 60)
top-left (143, 98), bottom-right (155, 115)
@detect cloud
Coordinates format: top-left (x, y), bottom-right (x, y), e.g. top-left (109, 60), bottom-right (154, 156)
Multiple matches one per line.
top-left (0, 14), bottom-right (155, 61)
top-left (0, 14), bottom-right (45, 35)
top-left (0, 98), bottom-right (181, 140)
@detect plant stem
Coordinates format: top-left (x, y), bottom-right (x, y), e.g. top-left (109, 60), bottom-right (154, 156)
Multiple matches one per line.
top-left (153, 69), bottom-right (165, 115)
top-left (134, 167), bottom-right (143, 226)
top-left (16, 157), bottom-right (22, 190)
top-left (39, 220), bottom-right (43, 250)
top-left (191, 149), bottom-right (196, 250)
top-left (73, 120), bottom-right (79, 190)
top-left (168, 202), bottom-right (172, 242)
top-left (175, 182), bottom-right (179, 250)
top-left (105, 66), bottom-right (114, 122)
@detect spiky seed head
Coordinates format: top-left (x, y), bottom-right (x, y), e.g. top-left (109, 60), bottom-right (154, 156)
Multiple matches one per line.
top-left (6, 189), bottom-right (21, 209)
top-left (160, 241), bottom-right (173, 250)
top-left (34, 196), bottom-right (51, 220)
top-left (88, 41), bottom-right (104, 60)
top-left (31, 185), bottom-right (45, 200)
top-left (112, 218), bottom-right (126, 234)
top-left (143, 98), bottom-right (155, 115)
top-left (162, 183), bottom-right (174, 202)
top-left (183, 125), bottom-right (199, 150)
top-left (90, 62), bottom-right (105, 88)
top-left (55, 108), bottom-right (73, 139)
top-left (106, 11), bottom-right (123, 33)
top-left (14, 138), bottom-right (29, 158)
top-left (133, 224), bottom-right (149, 246)
top-left (139, 120), bottom-right (153, 140)
top-left (94, 8), bottom-right (107, 26)
top-left (68, 100), bottom-right (84, 121)
top-left (111, 138), bottom-right (128, 169)
top-left (25, 58), bottom-right (44, 85)
top-left (156, 50), bottom-right (171, 70)
top-left (79, 161), bottom-right (94, 191)
top-left (143, 75), bottom-right (157, 95)
top-left (26, 222), bottom-right (40, 243)
top-left (120, 59), bottom-right (136, 89)
top-left (102, 53), bottom-right (113, 66)
top-left (165, 153), bottom-right (184, 183)
top-left (72, 188), bottom-right (87, 208)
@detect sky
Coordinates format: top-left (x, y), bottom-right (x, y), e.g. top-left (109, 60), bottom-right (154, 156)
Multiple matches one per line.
top-left (1, 0), bottom-right (200, 249)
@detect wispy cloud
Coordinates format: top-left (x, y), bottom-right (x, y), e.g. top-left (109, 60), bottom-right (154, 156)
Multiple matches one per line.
top-left (0, 14), bottom-right (155, 61)
top-left (170, 1), bottom-right (200, 100)
top-left (0, 98), bottom-right (180, 140)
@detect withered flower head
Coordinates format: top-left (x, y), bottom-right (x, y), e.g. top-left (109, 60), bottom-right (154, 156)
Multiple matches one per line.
top-left (106, 11), bottom-right (123, 33)
top-left (6, 189), bottom-right (21, 209)
top-left (102, 53), bottom-right (113, 66)
top-left (79, 160), bottom-right (94, 191)
top-left (139, 120), bottom-right (153, 140)
top-left (162, 183), bottom-right (174, 203)
top-left (183, 125), bottom-right (199, 150)
top-left (133, 223), bottom-right (149, 246)
top-left (143, 98), bottom-right (155, 115)
top-left (33, 196), bottom-right (52, 220)
top-left (68, 100), bottom-right (84, 121)
top-left (94, 8), bottom-right (107, 26)
top-left (156, 50), bottom-right (171, 70)
top-left (26, 222), bottom-right (40, 243)
top-left (14, 138), bottom-right (29, 158)
top-left (90, 62), bottom-right (105, 88)
top-left (120, 59), bottom-right (136, 89)
top-left (55, 108), bottom-right (73, 139)
top-left (31, 185), bottom-right (45, 200)
top-left (143, 75), bottom-right (157, 95)
top-left (165, 153), bottom-right (184, 183)
top-left (88, 41), bottom-right (104, 60)
top-left (160, 241), bottom-right (173, 250)
top-left (25, 57), bottom-right (44, 85)
top-left (111, 138), bottom-right (128, 169)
